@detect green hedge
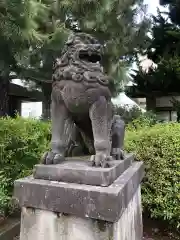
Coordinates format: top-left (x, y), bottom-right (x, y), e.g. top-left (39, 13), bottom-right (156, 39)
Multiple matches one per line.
top-left (0, 117), bottom-right (179, 229)
top-left (0, 117), bottom-right (50, 216)
top-left (125, 122), bottom-right (180, 229)
top-left (114, 105), bottom-right (157, 124)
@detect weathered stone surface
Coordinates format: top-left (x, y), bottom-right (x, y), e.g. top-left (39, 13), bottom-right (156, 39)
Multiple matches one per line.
top-left (19, 186), bottom-right (142, 240)
top-left (14, 161), bottom-right (144, 222)
top-left (114, 186), bottom-right (143, 240)
top-left (34, 154), bottom-right (134, 187)
top-left (42, 33), bottom-right (126, 167)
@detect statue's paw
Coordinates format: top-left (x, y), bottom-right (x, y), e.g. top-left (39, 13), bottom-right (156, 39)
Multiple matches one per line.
top-left (112, 148), bottom-right (125, 160)
top-left (41, 151), bottom-right (65, 165)
top-left (90, 154), bottom-right (112, 168)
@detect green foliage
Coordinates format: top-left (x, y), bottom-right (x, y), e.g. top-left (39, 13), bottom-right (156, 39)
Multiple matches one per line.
top-left (60, 0), bottom-right (150, 62)
top-left (114, 105), bottom-right (157, 125)
top-left (0, 116), bottom-right (50, 216)
top-left (131, 55), bottom-right (180, 93)
top-left (147, 13), bottom-right (180, 63)
top-left (0, 0), bottom-right (50, 74)
top-left (1, 116), bottom-right (179, 230)
top-left (0, 171), bottom-right (11, 217)
top-left (0, 0), bottom-right (150, 116)
top-left (130, 10), bottom-right (180, 95)
top-left (125, 123), bottom-right (180, 229)
top-left (160, 0), bottom-right (180, 25)
top-left (114, 105), bottom-right (143, 123)
top-left (0, 0), bottom-right (54, 116)
top-left (21, 0), bottom-right (150, 95)
top-left (15, 0), bottom-right (150, 119)
top-left (127, 111), bottom-right (157, 130)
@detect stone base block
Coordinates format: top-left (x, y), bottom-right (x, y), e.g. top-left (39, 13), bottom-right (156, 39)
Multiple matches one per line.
top-left (33, 154), bottom-right (134, 187)
top-left (20, 186), bottom-right (142, 240)
top-left (14, 155), bottom-right (144, 240)
top-left (14, 162), bottom-right (143, 222)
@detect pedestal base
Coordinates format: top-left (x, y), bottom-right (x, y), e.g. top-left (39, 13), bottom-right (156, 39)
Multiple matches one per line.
top-left (14, 155), bottom-right (144, 240)
top-left (33, 154), bottom-right (134, 187)
top-left (20, 186), bottom-right (142, 240)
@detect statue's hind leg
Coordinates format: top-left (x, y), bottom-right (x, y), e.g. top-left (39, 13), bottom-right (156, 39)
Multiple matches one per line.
top-left (89, 96), bottom-right (113, 167)
top-left (111, 115), bottom-right (125, 160)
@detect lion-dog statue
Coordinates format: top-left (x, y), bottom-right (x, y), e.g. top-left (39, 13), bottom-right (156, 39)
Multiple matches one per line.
top-left (42, 33), bottom-right (125, 167)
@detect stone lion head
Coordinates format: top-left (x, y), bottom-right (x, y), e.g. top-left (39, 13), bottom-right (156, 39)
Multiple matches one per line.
top-left (59, 33), bottom-right (102, 68)
top-left (52, 33), bottom-right (109, 86)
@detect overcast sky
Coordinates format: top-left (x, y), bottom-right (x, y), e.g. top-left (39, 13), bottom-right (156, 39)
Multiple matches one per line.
top-left (145, 0), bottom-right (160, 15)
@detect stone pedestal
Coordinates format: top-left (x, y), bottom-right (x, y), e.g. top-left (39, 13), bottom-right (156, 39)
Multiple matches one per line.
top-left (14, 154), bottom-right (144, 240)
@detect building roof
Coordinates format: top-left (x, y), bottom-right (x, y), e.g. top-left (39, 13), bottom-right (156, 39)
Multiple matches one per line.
top-left (112, 92), bottom-right (146, 112)
top-left (9, 83), bottom-right (43, 102)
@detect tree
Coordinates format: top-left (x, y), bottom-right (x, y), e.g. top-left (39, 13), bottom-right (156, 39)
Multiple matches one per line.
top-left (160, 0), bottom-right (180, 24)
top-left (19, 0), bottom-right (150, 119)
top-left (130, 56), bottom-right (180, 95)
top-left (0, 0), bottom-right (54, 117)
top-left (61, 0), bottom-right (150, 71)
top-left (129, 3), bottom-right (180, 99)
top-left (18, 1), bottom-right (70, 119)
top-left (146, 13), bottom-right (180, 63)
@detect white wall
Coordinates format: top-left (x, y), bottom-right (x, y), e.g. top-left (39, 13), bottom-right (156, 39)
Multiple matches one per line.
top-left (21, 102), bottom-right (42, 119)
top-left (12, 79), bottom-right (43, 118)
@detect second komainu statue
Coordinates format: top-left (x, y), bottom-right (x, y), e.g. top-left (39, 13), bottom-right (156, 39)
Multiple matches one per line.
top-left (42, 33), bottom-right (125, 167)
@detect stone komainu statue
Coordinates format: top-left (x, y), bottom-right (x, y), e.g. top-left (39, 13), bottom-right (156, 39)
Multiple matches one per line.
top-left (42, 33), bottom-right (125, 167)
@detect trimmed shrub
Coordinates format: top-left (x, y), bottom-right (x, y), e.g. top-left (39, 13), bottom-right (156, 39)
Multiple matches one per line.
top-left (0, 116), bottom-right (50, 216)
top-left (114, 104), bottom-right (157, 125)
top-left (114, 105), bottom-right (143, 123)
top-left (126, 112), bottom-right (158, 131)
top-left (0, 116), bottom-right (179, 230)
top-left (125, 122), bottom-right (180, 229)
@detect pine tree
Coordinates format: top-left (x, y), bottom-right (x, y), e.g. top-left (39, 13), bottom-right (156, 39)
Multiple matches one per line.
top-left (160, 0), bottom-right (180, 24)
top-left (19, 0), bottom-right (150, 119)
top-left (0, 0), bottom-right (51, 116)
top-left (130, 2), bottom-right (180, 97)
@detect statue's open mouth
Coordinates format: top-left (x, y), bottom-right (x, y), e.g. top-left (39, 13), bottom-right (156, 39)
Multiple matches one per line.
top-left (79, 50), bottom-right (101, 63)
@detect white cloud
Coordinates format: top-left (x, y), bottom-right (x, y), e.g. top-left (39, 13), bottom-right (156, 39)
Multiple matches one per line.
top-left (144, 0), bottom-right (159, 15)
top-left (144, 0), bottom-right (166, 15)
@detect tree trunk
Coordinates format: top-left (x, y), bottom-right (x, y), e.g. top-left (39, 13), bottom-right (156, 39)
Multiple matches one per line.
top-left (41, 83), bottom-right (52, 120)
top-left (0, 78), bottom-right (9, 117)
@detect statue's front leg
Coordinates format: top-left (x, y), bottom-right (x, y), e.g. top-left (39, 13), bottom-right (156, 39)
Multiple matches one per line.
top-left (42, 98), bottom-right (73, 165)
top-left (89, 96), bottom-right (112, 167)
